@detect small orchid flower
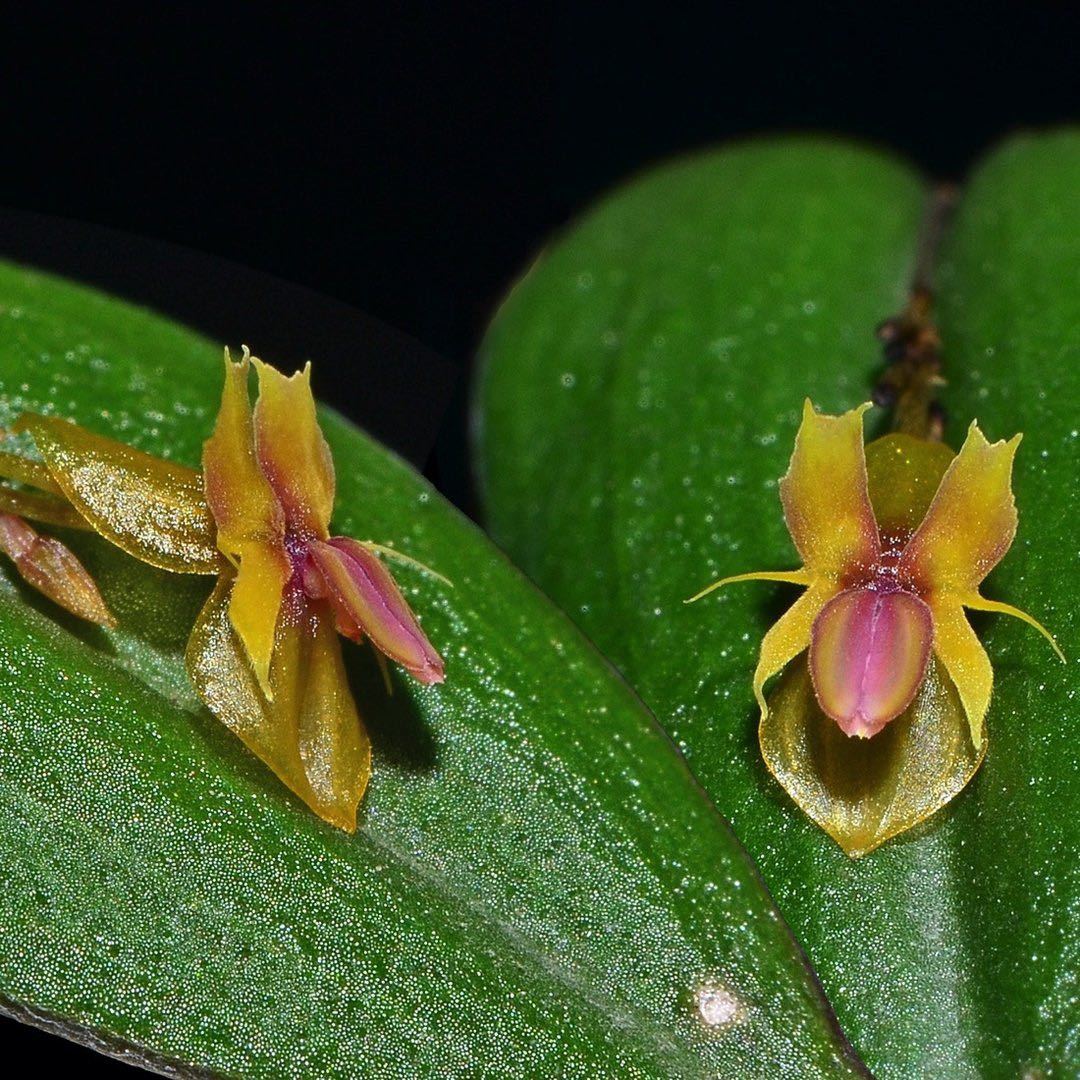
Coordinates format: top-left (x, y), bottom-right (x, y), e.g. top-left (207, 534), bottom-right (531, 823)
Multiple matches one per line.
top-left (199, 349), bottom-right (446, 697)
top-left (689, 400), bottom-right (1062, 854)
top-left (0, 449), bottom-right (114, 626)
top-left (10, 350), bottom-right (446, 830)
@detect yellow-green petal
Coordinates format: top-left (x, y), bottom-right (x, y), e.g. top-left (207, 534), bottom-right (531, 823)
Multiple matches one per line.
top-left (961, 591), bottom-right (1065, 662)
top-left (779, 400), bottom-right (879, 582)
top-left (202, 350), bottom-right (291, 692)
top-left (761, 653), bottom-right (983, 857)
top-left (252, 360), bottom-right (335, 540)
top-left (0, 485), bottom-right (90, 531)
top-left (0, 449), bottom-right (66, 495)
top-left (185, 576), bottom-right (370, 831)
top-left (203, 349), bottom-right (286, 554)
top-left (927, 595), bottom-right (995, 749)
top-left (899, 422), bottom-right (1020, 594)
top-left (17, 414), bottom-right (220, 574)
top-left (751, 581), bottom-right (838, 717)
top-left (864, 433), bottom-right (955, 542)
top-left (227, 544), bottom-right (290, 698)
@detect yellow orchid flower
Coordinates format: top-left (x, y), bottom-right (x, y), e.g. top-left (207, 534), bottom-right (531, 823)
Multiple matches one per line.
top-left (689, 400), bottom-right (1063, 855)
top-left (3, 350), bottom-right (446, 831)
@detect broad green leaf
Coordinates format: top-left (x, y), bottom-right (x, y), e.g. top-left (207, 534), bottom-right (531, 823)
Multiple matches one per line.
top-left (475, 134), bottom-right (1079, 1077)
top-left (0, 261), bottom-right (864, 1077)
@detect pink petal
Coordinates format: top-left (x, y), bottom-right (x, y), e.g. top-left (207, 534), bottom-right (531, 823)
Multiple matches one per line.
top-left (307, 537), bottom-right (444, 685)
top-left (809, 587), bottom-right (932, 738)
top-left (0, 513), bottom-right (115, 627)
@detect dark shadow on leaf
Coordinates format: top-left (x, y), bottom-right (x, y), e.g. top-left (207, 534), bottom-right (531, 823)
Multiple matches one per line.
top-left (761, 586), bottom-right (797, 628)
top-left (63, 530), bottom-right (211, 651)
top-left (341, 641), bottom-right (439, 773)
top-left (864, 397), bottom-right (893, 443)
top-left (1, 572), bottom-right (115, 651)
top-left (10, 528), bottom-right (212, 657)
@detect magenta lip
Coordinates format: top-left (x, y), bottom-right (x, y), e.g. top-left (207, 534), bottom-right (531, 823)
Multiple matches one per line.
top-left (809, 586), bottom-right (933, 738)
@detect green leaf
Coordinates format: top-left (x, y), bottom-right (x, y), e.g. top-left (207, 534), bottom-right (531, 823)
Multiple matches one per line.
top-left (0, 261), bottom-right (864, 1076)
top-left (475, 134), bottom-right (1079, 1077)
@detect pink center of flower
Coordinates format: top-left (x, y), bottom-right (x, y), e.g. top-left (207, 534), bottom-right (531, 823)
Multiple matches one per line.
top-left (809, 582), bottom-right (933, 738)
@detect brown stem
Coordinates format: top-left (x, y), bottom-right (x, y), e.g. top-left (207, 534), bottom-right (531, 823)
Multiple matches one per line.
top-left (872, 185), bottom-right (957, 441)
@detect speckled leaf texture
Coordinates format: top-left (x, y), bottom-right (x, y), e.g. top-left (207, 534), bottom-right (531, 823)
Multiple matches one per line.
top-left (476, 133), bottom-right (1080, 1078)
top-left (0, 261), bottom-right (868, 1077)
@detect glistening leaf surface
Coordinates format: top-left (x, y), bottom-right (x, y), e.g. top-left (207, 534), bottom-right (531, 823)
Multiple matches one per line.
top-left (0, 260), bottom-right (863, 1077)
top-left (475, 134), bottom-right (1079, 1077)
top-left (929, 129), bottom-right (1080, 1077)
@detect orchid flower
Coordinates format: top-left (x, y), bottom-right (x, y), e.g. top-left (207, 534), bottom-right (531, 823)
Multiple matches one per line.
top-left (7, 350), bottom-right (446, 830)
top-left (689, 400), bottom-right (1063, 854)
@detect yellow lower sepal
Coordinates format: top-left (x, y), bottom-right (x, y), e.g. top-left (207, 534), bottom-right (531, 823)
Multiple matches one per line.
top-left (759, 653), bottom-right (984, 857)
top-left (185, 573), bottom-right (371, 831)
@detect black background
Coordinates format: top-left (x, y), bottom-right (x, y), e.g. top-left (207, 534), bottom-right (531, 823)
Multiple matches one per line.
top-left (1, 2), bottom-right (1076, 1072)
